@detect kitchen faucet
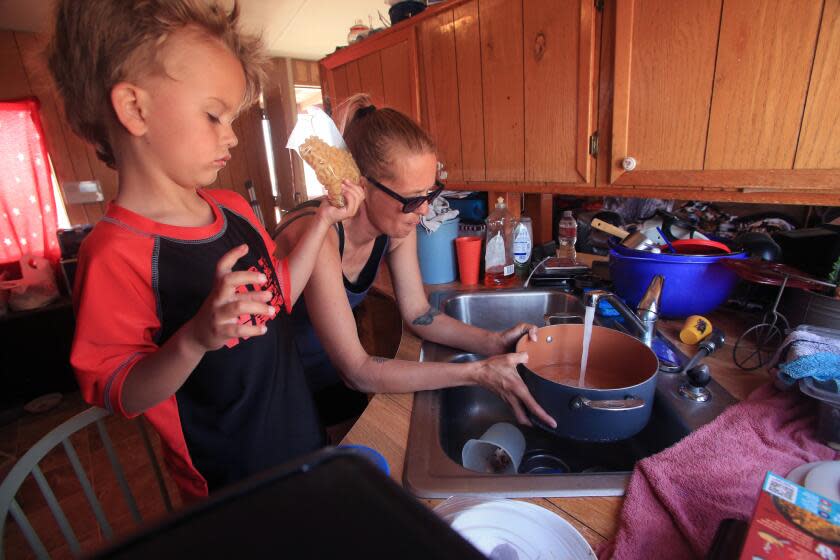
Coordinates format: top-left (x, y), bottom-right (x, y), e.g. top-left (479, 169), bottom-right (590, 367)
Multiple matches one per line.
top-left (583, 275), bottom-right (665, 348)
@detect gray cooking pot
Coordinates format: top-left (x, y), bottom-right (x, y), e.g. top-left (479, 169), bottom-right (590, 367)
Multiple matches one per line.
top-left (516, 324), bottom-right (659, 441)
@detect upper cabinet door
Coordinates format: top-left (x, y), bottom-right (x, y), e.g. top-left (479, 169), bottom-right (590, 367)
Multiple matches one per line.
top-left (611, 0), bottom-right (839, 191)
top-left (418, 2), bottom-right (486, 182)
top-left (322, 28), bottom-right (420, 122)
top-left (480, 0), bottom-right (525, 182)
top-left (795, 0), bottom-right (840, 170)
top-left (419, 9), bottom-right (465, 182)
top-left (705, 1), bottom-right (823, 170)
top-left (611, 0), bottom-right (722, 184)
top-left (524, 0), bottom-right (597, 183)
top-left (419, 0), bottom-right (597, 185)
top-left (381, 29), bottom-right (421, 121)
top-left (357, 51), bottom-right (386, 108)
top-left (330, 64), bottom-right (351, 108)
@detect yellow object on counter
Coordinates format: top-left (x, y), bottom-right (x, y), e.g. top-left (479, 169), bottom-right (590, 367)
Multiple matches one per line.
top-left (680, 315), bottom-right (713, 345)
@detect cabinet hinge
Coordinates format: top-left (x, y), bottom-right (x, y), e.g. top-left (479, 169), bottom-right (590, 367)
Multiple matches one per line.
top-left (595, 0), bottom-right (604, 12)
top-left (589, 131), bottom-right (599, 157)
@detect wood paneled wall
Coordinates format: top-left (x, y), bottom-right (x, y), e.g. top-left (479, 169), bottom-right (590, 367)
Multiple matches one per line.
top-left (1, 30), bottom-right (114, 226)
top-left (1, 31), bottom-right (313, 233)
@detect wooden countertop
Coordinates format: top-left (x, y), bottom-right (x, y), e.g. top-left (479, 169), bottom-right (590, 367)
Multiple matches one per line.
top-left (340, 256), bottom-right (771, 549)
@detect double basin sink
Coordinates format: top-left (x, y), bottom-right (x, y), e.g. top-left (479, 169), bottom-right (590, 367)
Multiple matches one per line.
top-left (403, 288), bottom-right (737, 498)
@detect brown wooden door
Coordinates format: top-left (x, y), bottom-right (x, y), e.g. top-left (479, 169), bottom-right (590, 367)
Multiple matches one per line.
top-left (611, 0), bottom-right (839, 191)
top-left (611, 0), bottom-right (722, 184)
top-left (454, 0), bottom-right (487, 182)
top-left (479, 0), bottom-right (525, 182)
top-left (418, 1), bottom-right (486, 183)
top-left (330, 64), bottom-right (350, 108)
top-left (419, 0), bottom-right (596, 185)
top-left (795, 0), bottom-right (840, 170)
top-left (705, 0), bottom-right (823, 170)
top-left (419, 8), bottom-right (465, 181)
top-left (381, 28), bottom-right (420, 121)
top-left (358, 51), bottom-right (386, 108)
top-left (345, 61), bottom-right (362, 100)
top-left (324, 28), bottom-right (419, 122)
top-left (524, 0), bottom-right (597, 183)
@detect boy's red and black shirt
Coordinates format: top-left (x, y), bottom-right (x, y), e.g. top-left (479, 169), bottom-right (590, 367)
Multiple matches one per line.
top-left (71, 189), bottom-right (323, 500)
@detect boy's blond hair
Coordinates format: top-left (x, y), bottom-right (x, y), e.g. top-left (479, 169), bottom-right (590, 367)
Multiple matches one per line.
top-left (47, 0), bottom-right (265, 169)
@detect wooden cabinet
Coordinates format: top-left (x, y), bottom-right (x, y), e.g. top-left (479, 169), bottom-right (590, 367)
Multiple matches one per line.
top-left (417, 0), bottom-right (597, 185)
top-left (610, 0), bottom-right (840, 193)
top-left (321, 0), bottom-right (840, 205)
top-left (322, 28), bottom-right (420, 122)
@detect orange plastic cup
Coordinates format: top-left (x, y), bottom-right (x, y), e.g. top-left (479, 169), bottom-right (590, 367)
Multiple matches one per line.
top-left (455, 236), bottom-right (482, 285)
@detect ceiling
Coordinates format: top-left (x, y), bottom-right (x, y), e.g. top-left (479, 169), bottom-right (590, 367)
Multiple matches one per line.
top-left (0, 0), bottom-right (392, 60)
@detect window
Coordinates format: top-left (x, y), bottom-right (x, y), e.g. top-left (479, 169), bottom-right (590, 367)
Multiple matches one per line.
top-left (0, 99), bottom-right (62, 264)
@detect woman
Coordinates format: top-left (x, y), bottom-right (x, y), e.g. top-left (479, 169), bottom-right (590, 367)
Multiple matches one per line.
top-left (275, 94), bottom-right (556, 433)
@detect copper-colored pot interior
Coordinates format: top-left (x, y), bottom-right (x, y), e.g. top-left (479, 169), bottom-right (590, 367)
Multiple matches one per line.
top-left (516, 324), bottom-right (658, 389)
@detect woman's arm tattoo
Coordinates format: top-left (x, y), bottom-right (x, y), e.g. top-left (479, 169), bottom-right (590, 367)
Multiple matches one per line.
top-left (412, 307), bottom-right (441, 326)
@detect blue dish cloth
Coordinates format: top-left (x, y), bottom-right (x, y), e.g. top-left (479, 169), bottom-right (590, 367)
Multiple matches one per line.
top-left (778, 352), bottom-right (840, 392)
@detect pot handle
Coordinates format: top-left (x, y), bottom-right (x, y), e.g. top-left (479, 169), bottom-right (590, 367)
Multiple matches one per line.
top-left (543, 313), bottom-right (583, 326)
top-left (571, 396), bottom-right (645, 411)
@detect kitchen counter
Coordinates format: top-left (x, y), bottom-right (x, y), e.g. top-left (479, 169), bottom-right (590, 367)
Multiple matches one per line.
top-left (340, 257), bottom-right (772, 548)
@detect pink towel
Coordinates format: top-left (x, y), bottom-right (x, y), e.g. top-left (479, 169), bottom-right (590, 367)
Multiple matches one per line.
top-left (598, 383), bottom-right (837, 560)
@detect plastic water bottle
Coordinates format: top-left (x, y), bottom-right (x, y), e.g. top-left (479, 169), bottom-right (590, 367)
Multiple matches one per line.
top-left (557, 210), bottom-right (577, 261)
top-left (512, 216), bottom-right (533, 279)
top-left (484, 197), bottom-right (515, 287)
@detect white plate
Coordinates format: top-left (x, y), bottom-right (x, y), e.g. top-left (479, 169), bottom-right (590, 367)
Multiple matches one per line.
top-left (787, 461), bottom-right (833, 486)
top-left (448, 500), bottom-right (596, 560)
top-left (804, 461), bottom-right (840, 503)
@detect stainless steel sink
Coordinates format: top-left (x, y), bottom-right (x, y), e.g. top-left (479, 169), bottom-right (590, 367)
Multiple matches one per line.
top-left (403, 288), bottom-right (737, 498)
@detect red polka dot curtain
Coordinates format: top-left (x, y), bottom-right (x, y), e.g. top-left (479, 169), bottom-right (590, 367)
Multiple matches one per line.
top-left (0, 98), bottom-right (61, 265)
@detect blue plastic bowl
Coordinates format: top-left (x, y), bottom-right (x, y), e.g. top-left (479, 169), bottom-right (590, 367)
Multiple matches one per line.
top-left (608, 250), bottom-right (747, 318)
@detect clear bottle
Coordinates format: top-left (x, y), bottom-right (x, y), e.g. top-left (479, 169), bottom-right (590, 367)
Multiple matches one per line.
top-left (484, 197), bottom-right (515, 287)
top-left (557, 210), bottom-right (578, 262)
top-left (512, 216), bottom-right (533, 279)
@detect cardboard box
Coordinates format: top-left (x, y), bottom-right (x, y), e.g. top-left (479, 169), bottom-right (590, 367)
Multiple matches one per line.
top-left (740, 472), bottom-right (840, 559)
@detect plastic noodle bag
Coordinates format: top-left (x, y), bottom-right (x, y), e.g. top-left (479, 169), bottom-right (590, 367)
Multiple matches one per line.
top-left (287, 107), bottom-right (360, 208)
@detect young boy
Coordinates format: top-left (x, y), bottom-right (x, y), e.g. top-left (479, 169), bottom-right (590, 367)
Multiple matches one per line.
top-left (48, 0), bottom-right (363, 500)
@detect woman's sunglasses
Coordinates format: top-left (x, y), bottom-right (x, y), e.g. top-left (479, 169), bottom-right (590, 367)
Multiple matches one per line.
top-left (364, 176), bottom-right (445, 213)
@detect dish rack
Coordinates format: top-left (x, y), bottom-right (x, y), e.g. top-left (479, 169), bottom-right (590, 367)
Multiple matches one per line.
top-left (794, 325), bottom-right (840, 450)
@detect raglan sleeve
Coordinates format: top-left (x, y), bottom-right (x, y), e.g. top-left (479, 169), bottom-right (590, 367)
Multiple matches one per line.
top-left (70, 231), bottom-right (161, 418)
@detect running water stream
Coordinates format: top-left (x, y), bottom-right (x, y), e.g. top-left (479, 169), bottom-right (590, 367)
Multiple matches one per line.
top-left (578, 306), bottom-right (596, 387)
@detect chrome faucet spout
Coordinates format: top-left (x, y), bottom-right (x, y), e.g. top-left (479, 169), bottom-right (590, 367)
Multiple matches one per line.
top-left (638, 275), bottom-right (664, 321)
top-left (583, 275), bottom-right (665, 348)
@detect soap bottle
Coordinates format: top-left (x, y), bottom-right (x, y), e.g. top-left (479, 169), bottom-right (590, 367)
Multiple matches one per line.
top-left (512, 216), bottom-right (533, 279)
top-left (484, 197), bottom-right (515, 287)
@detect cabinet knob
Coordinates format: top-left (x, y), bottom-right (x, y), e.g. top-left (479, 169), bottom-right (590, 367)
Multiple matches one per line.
top-left (621, 157), bottom-right (637, 171)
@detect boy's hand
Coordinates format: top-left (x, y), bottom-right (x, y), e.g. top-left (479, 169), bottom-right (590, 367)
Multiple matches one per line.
top-left (186, 244), bottom-right (275, 352)
top-left (316, 180), bottom-right (365, 226)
